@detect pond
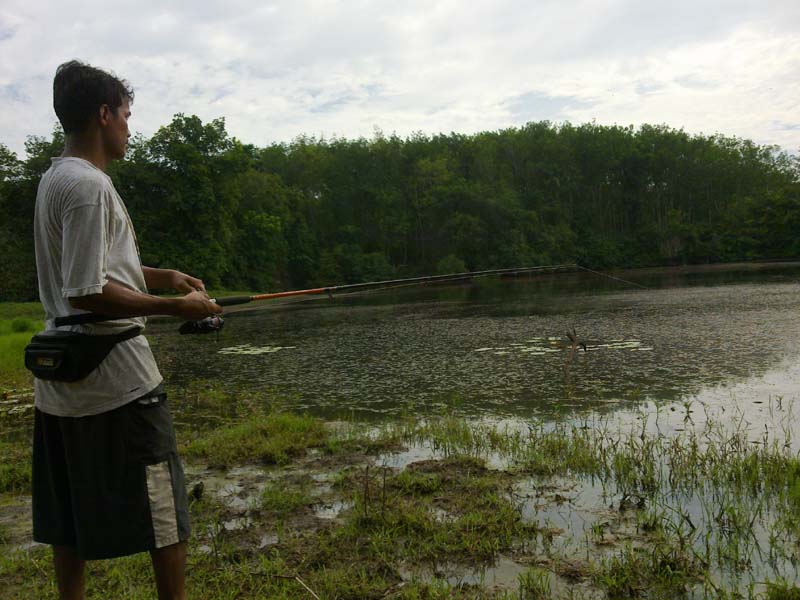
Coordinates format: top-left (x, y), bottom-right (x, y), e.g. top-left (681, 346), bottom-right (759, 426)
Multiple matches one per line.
top-left (150, 261), bottom-right (800, 425)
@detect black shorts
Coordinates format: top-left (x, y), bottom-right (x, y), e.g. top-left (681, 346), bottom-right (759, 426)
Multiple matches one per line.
top-left (32, 391), bottom-right (190, 560)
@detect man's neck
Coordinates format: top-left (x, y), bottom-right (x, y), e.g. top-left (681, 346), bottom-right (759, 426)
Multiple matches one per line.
top-left (62, 136), bottom-right (109, 171)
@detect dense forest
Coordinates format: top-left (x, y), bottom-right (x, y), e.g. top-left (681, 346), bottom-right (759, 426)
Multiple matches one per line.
top-left (1, 117), bottom-right (798, 301)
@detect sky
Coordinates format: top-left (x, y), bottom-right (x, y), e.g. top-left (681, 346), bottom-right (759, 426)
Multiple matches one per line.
top-left (0, 0), bottom-right (798, 158)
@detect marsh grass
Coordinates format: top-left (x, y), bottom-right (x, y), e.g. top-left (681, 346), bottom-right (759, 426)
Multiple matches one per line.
top-left (517, 567), bottom-right (551, 599)
top-left (767, 581), bottom-right (800, 599)
top-left (182, 411), bottom-right (329, 467)
top-left (4, 399), bottom-right (800, 598)
top-left (592, 542), bottom-right (701, 597)
top-left (260, 481), bottom-right (311, 516)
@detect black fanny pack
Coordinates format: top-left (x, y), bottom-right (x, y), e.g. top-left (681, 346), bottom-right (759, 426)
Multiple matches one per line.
top-left (24, 327), bottom-right (142, 382)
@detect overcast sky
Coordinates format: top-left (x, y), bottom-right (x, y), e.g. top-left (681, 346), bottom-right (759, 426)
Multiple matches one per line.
top-left (1, 0), bottom-right (798, 157)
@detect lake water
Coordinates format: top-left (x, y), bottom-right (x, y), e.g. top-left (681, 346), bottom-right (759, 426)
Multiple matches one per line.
top-left (150, 262), bottom-right (800, 594)
top-left (150, 262), bottom-right (800, 426)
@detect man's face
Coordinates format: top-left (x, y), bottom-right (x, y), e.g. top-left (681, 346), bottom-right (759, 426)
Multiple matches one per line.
top-left (100, 98), bottom-right (131, 160)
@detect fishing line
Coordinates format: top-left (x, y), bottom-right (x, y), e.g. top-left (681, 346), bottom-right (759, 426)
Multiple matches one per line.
top-left (574, 266), bottom-right (649, 290)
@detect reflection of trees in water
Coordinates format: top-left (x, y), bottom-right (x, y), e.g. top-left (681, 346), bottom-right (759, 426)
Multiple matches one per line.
top-left (152, 272), bottom-right (800, 420)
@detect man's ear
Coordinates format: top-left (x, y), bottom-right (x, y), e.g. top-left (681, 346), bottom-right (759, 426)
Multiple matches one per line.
top-left (98, 104), bottom-right (111, 126)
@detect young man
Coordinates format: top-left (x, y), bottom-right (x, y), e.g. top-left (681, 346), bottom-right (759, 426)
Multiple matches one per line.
top-left (32, 60), bottom-right (222, 600)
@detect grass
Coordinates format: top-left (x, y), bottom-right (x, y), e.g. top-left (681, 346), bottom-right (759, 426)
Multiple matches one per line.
top-left (0, 439), bottom-right (31, 494)
top-left (0, 302), bottom-right (42, 388)
top-left (260, 481), bottom-right (311, 516)
top-left (592, 542), bottom-right (701, 597)
top-left (517, 568), bottom-right (551, 599)
top-left (3, 395), bottom-right (800, 597)
top-left (767, 582), bottom-right (800, 599)
top-left (0, 331), bottom-right (35, 383)
top-left (0, 302), bottom-right (44, 321)
top-left (182, 411), bottom-right (329, 467)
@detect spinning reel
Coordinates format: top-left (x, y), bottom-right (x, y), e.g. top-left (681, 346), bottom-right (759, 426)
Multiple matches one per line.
top-left (178, 315), bottom-right (225, 335)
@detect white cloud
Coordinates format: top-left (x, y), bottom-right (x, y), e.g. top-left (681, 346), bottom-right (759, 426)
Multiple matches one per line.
top-left (0, 0), bottom-right (798, 157)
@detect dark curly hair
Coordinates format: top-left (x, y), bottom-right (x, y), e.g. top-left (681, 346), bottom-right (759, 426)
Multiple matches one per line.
top-left (53, 60), bottom-right (134, 135)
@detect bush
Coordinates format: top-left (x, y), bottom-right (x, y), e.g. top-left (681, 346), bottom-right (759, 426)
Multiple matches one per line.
top-left (10, 319), bottom-right (32, 333)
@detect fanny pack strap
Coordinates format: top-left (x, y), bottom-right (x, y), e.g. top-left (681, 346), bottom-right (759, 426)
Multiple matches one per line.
top-left (111, 326), bottom-right (143, 343)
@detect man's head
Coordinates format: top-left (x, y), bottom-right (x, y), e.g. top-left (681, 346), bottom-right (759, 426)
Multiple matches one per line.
top-left (53, 60), bottom-right (134, 159)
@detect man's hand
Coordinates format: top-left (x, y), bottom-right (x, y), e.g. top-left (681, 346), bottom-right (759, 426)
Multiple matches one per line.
top-left (69, 279), bottom-right (222, 321)
top-left (169, 271), bottom-right (206, 294)
top-left (174, 290), bottom-right (223, 321)
top-left (142, 267), bottom-right (206, 293)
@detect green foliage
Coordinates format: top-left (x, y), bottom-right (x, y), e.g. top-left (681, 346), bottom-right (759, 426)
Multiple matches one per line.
top-left (182, 411), bottom-right (328, 466)
top-left (9, 319), bottom-right (33, 333)
top-left (2, 117), bottom-right (798, 300)
top-left (436, 254), bottom-right (467, 275)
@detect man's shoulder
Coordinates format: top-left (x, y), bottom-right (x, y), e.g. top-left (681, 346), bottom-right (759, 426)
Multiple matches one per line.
top-left (50, 157), bottom-right (109, 186)
top-left (44, 158), bottom-right (114, 207)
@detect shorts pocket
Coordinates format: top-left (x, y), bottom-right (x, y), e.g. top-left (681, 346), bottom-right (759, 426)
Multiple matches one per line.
top-left (125, 395), bottom-right (177, 464)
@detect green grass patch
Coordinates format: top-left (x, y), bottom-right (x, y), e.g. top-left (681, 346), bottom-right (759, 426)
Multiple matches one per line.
top-left (320, 455), bottom-right (536, 569)
top-left (0, 439), bottom-right (31, 494)
top-left (0, 330), bottom-right (36, 379)
top-left (260, 481), bottom-right (311, 516)
top-left (592, 542), bottom-right (701, 597)
top-left (0, 308), bottom-right (42, 384)
top-left (517, 567), bottom-right (552, 599)
top-left (767, 581), bottom-right (800, 600)
top-left (0, 302), bottom-right (44, 321)
top-left (5, 405), bottom-right (800, 597)
top-left (182, 411), bottom-right (329, 467)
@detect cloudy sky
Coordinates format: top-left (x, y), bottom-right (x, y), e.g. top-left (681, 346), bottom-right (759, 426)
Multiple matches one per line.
top-left (1, 0), bottom-right (798, 157)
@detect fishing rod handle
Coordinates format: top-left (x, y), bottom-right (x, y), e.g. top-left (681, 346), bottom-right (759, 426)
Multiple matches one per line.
top-left (213, 295), bottom-right (252, 307)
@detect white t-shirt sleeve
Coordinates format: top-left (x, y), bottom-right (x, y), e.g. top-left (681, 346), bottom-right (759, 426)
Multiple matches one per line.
top-left (60, 179), bottom-right (113, 298)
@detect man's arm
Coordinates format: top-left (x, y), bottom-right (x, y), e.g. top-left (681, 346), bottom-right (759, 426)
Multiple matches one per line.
top-left (142, 267), bottom-right (206, 294)
top-left (69, 279), bottom-right (222, 321)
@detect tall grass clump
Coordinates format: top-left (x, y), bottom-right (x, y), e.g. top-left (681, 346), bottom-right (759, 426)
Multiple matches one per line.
top-left (182, 411), bottom-right (329, 466)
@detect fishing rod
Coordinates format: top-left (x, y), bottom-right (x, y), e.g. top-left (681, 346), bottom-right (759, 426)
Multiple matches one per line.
top-left (53, 264), bottom-right (575, 332)
top-left (53, 263), bottom-right (644, 333)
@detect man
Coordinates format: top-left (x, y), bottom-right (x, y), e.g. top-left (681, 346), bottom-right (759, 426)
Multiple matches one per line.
top-left (32, 60), bottom-right (222, 600)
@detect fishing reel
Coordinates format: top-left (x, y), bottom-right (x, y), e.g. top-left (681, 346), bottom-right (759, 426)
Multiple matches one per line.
top-left (178, 315), bottom-right (225, 335)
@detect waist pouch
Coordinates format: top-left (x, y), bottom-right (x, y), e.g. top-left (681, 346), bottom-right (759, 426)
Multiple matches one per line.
top-left (24, 327), bottom-right (142, 382)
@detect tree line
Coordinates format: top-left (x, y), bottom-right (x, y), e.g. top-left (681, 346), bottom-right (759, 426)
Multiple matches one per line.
top-left (1, 116), bottom-right (798, 301)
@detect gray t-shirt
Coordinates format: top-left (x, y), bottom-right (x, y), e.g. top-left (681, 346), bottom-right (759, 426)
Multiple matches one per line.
top-left (33, 157), bottom-right (162, 417)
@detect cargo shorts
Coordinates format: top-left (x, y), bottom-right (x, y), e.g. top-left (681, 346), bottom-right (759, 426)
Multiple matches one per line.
top-left (32, 389), bottom-right (190, 560)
